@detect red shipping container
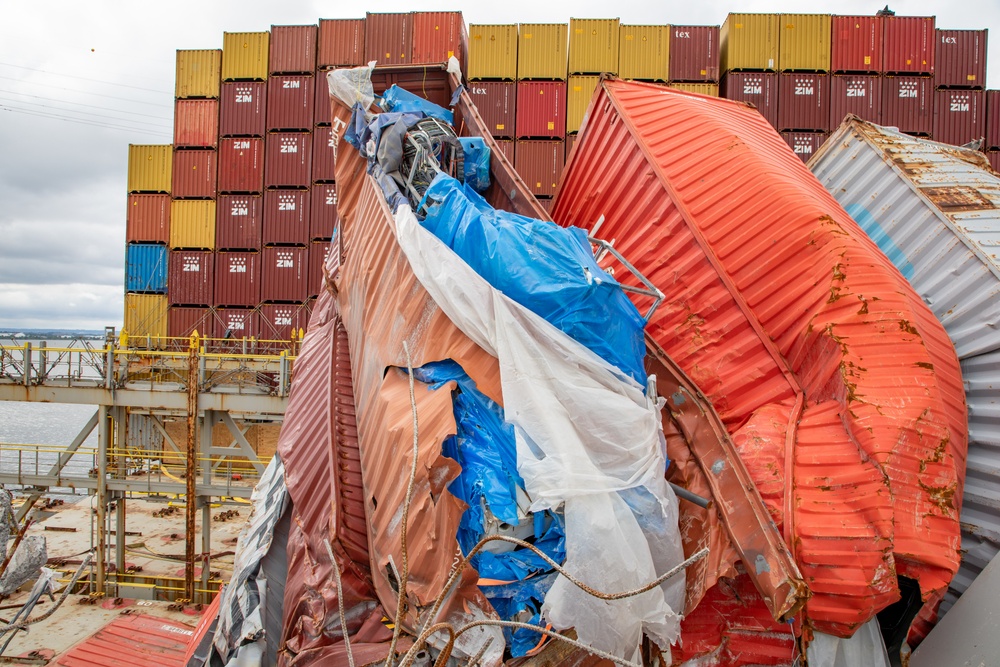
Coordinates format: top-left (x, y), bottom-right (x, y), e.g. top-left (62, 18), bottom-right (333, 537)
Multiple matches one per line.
top-left (669, 26), bottom-right (720, 83)
top-left (412, 12), bottom-right (466, 66)
top-left (565, 134), bottom-right (576, 162)
top-left (171, 149), bottom-right (217, 199)
top-left (830, 74), bottom-right (882, 127)
top-left (168, 306), bottom-right (216, 339)
top-left (989, 150), bottom-right (1000, 173)
top-left (308, 240), bottom-right (331, 297)
top-left (882, 76), bottom-right (933, 135)
top-left (315, 70), bottom-right (332, 125)
top-left (269, 25), bottom-right (317, 74)
top-left (318, 18), bottom-right (366, 68)
top-left (516, 81), bottom-right (566, 139)
top-left (495, 139), bottom-right (515, 165)
top-left (218, 137), bottom-right (264, 193)
top-left (371, 68), bottom-right (451, 108)
top-left (934, 89), bottom-right (986, 147)
top-left (778, 72), bottom-right (830, 132)
top-left (831, 16), bottom-right (883, 73)
top-left (267, 75), bottom-right (315, 131)
top-left (264, 132), bottom-right (312, 188)
top-left (261, 245), bottom-right (309, 303)
top-left (721, 71), bottom-right (779, 128)
top-left (216, 307), bottom-right (261, 339)
top-left (780, 131), bottom-right (827, 162)
top-left (219, 81), bottom-right (267, 137)
top-left (214, 251), bottom-right (260, 307)
top-left (365, 13), bottom-right (412, 66)
top-left (263, 189), bottom-right (310, 246)
top-left (168, 249), bottom-right (214, 306)
top-left (987, 90), bottom-right (1000, 150)
top-left (935, 30), bottom-right (987, 89)
top-left (126, 194), bottom-right (170, 244)
top-left (312, 126), bottom-right (337, 182)
top-left (174, 99), bottom-right (219, 148)
top-left (515, 139), bottom-right (564, 197)
top-left (310, 183), bottom-right (339, 240)
top-left (882, 16), bottom-right (935, 75)
top-left (259, 302), bottom-right (311, 340)
top-left (469, 81), bottom-right (516, 138)
top-left (216, 194), bottom-right (262, 250)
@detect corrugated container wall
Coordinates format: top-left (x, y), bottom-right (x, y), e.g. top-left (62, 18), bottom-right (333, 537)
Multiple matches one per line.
top-left (564, 133), bottom-right (576, 161)
top-left (307, 241), bottom-right (330, 297)
top-left (720, 13), bottom-right (780, 72)
top-left (779, 14), bottom-right (831, 72)
top-left (365, 13), bottom-right (412, 66)
top-left (669, 83), bottom-right (720, 96)
top-left (216, 194), bottom-right (262, 250)
top-left (263, 189), bottom-right (310, 246)
top-left (128, 145), bottom-right (172, 193)
top-left (126, 194), bottom-right (170, 244)
top-left (669, 25), bottom-right (720, 82)
top-left (618, 25), bottom-right (669, 82)
top-left (514, 139), bottom-right (564, 196)
top-left (516, 80), bottom-right (566, 138)
top-left (311, 127), bottom-right (337, 182)
top-left (882, 16), bottom-right (935, 74)
top-left (218, 137), bottom-right (265, 193)
top-left (173, 99), bottom-right (219, 148)
top-left (310, 183), bottom-right (338, 240)
top-left (720, 71), bottom-right (779, 127)
top-left (220, 81), bottom-right (267, 137)
top-left (568, 18), bottom-right (619, 75)
top-left (314, 74), bottom-right (333, 125)
top-left (261, 245), bottom-right (309, 303)
top-left (267, 75), bottom-right (315, 131)
top-left (934, 89), bottom-right (985, 146)
top-left (781, 131), bottom-right (826, 161)
top-left (125, 243), bottom-right (168, 293)
top-left (260, 303), bottom-right (311, 340)
top-left (830, 74), bottom-right (882, 125)
top-left (175, 50), bottom-right (222, 98)
top-left (883, 75), bottom-right (933, 135)
top-left (778, 72), bottom-right (830, 131)
top-left (935, 30), bottom-right (988, 89)
top-left (217, 307), bottom-right (261, 339)
top-left (412, 12), bottom-right (466, 65)
top-left (494, 138), bottom-right (515, 164)
top-left (222, 32), bottom-right (270, 81)
top-left (518, 24), bottom-right (568, 80)
top-left (990, 150), bottom-right (1000, 173)
top-left (264, 132), bottom-right (312, 188)
top-left (169, 199), bottom-right (215, 249)
top-left (468, 24), bottom-right (518, 80)
top-left (168, 306), bottom-right (216, 339)
top-left (269, 25), bottom-right (317, 74)
top-left (168, 250), bottom-right (214, 306)
top-left (831, 16), bottom-right (882, 73)
top-left (567, 76), bottom-right (600, 132)
top-left (318, 19), bottom-right (366, 68)
top-left (988, 90), bottom-right (1000, 150)
top-left (124, 294), bottom-right (168, 340)
top-left (468, 81), bottom-right (516, 138)
top-left (171, 149), bottom-right (217, 199)
top-left (214, 251), bottom-right (260, 307)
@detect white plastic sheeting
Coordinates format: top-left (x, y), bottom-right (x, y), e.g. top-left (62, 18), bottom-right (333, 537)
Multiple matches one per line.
top-left (807, 618), bottom-right (890, 667)
top-left (394, 203), bottom-right (686, 662)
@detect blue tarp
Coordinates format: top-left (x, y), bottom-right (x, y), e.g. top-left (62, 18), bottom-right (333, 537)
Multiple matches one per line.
top-left (381, 84), bottom-right (454, 124)
top-left (458, 137), bottom-right (490, 193)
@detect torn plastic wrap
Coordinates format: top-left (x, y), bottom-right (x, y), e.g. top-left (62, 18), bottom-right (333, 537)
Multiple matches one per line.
top-left (326, 62), bottom-right (376, 113)
top-left (382, 84), bottom-right (454, 124)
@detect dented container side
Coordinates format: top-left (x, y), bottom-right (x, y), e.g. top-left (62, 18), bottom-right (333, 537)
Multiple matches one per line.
top-left (882, 15), bottom-right (935, 74)
top-left (933, 88), bottom-right (986, 147)
top-left (514, 139), bottom-right (564, 196)
top-left (175, 49), bottom-right (222, 98)
top-left (778, 14), bottom-right (831, 72)
top-left (220, 81), bottom-right (267, 137)
top-left (168, 249), bottom-right (215, 306)
top-left (830, 74), bottom-right (882, 126)
top-left (318, 19), bottom-right (366, 68)
top-left (214, 251), bottom-right (260, 307)
top-left (174, 99), bottom-right (219, 148)
top-left (261, 245), bottom-right (309, 303)
top-left (721, 13), bottom-right (780, 72)
top-left (216, 194), bottom-right (262, 250)
top-left (516, 80), bottom-right (566, 138)
top-left (467, 24), bottom-right (518, 80)
top-left (720, 71), bottom-right (779, 128)
top-left (518, 23), bottom-right (568, 80)
top-left (124, 294), bottom-right (168, 339)
top-left (412, 12), bottom-right (466, 66)
top-left (169, 199), bottom-right (216, 249)
top-left (567, 75), bottom-right (600, 133)
top-left (568, 18), bottom-right (620, 75)
top-left (365, 13), bottom-right (412, 66)
top-left (935, 29), bottom-right (988, 89)
top-left (126, 194), bottom-right (170, 244)
top-left (222, 32), bottom-right (270, 81)
top-left (269, 25), bottom-right (317, 74)
top-left (882, 75), bottom-right (933, 135)
top-left (832, 16), bottom-right (882, 73)
top-left (128, 144), bottom-right (172, 194)
top-left (669, 25), bottom-right (720, 82)
top-left (171, 149), bottom-right (218, 199)
top-left (263, 189), bottom-right (310, 246)
top-left (619, 25), bottom-right (669, 82)
top-left (468, 81), bottom-right (516, 138)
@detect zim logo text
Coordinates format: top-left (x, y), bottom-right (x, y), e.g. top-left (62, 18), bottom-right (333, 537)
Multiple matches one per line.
top-left (277, 252), bottom-right (295, 268)
top-left (278, 194), bottom-right (296, 211)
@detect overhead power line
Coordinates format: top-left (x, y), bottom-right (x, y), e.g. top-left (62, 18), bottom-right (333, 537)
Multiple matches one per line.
top-left (0, 89), bottom-right (172, 121)
top-left (0, 62), bottom-right (172, 95)
top-left (0, 75), bottom-right (172, 108)
top-left (0, 105), bottom-right (171, 139)
top-left (0, 96), bottom-right (172, 129)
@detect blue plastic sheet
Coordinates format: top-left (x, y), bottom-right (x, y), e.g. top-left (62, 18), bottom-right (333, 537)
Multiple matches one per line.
top-left (417, 174), bottom-right (648, 384)
top-left (458, 137), bottom-right (490, 193)
top-left (381, 84), bottom-right (454, 124)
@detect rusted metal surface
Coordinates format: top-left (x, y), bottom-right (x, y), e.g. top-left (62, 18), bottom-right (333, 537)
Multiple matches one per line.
top-left (720, 71), bottom-right (778, 128)
top-left (51, 614), bottom-right (194, 666)
top-left (261, 245), bottom-right (309, 303)
top-left (553, 80), bottom-right (967, 652)
top-left (266, 75), bottom-right (315, 131)
top-left (830, 74), bottom-right (881, 127)
top-left (185, 343), bottom-right (197, 601)
top-left (171, 149), bottom-right (217, 199)
top-left (264, 131), bottom-right (312, 189)
top-left (263, 189), bottom-right (310, 246)
top-left (933, 88), bottom-right (985, 147)
top-left (882, 15), bottom-right (935, 75)
top-left (269, 25), bottom-right (318, 75)
top-left (126, 194), bottom-right (170, 245)
top-left (832, 15), bottom-right (882, 74)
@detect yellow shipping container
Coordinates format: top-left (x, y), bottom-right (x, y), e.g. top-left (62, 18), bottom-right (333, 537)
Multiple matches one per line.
top-left (124, 294), bottom-right (168, 344)
top-left (518, 24), bottom-right (568, 80)
top-left (175, 49), bottom-right (222, 98)
top-left (468, 24), bottom-right (518, 80)
top-left (721, 13), bottom-right (780, 72)
top-left (568, 18), bottom-right (620, 75)
top-left (128, 145), bottom-right (172, 194)
top-left (779, 14), bottom-right (831, 71)
top-left (169, 200), bottom-right (216, 249)
top-left (669, 83), bottom-right (720, 96)
top-left (567, 75), bottom-right (600, 133)
top-left (222, 32), bottom-right (269, 81)
top-left (618, 25), bottom-right (669, 81)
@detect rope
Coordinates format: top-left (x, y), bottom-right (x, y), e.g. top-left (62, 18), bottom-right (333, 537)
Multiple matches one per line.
top-left (325, 539), bottom-right (355, 667)
top-left (0, 554), bottom-right (92, 634)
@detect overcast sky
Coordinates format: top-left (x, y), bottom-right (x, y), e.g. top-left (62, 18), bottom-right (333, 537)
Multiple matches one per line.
top-left (1, 0), bottom-right (997, 331)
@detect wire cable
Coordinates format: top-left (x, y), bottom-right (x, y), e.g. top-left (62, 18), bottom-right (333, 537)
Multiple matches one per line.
top-left (0, 105), bottom-right (170, 137)
top-left (0, 75), bottom-right (171, 107)
top-left (0, 89), bottom-right (172, 121)
top-left (0, 62), bottom-right (172, 94)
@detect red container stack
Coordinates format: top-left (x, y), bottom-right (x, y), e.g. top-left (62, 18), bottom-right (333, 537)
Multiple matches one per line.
top-left (935, 30), bottom-right (987, 89)
top-left (217, 308), bottom-right (261, 340)
top-left (365, 12), bottom-right (412, 66)
top-left (259, 303), bottom-right (312, 340)
top-left (318, 19), bottom-right (366, 68)
top-left (987, 90), bottom-right (1000, 151)
top-left (831, 74), bottom-right (882, 126)
top-left (216, 194), bottom-right (262, 250)
top-left (168, 250), bottom-right (214, 306)
top-left (220, 82), bottom-right (267, 137)
top-left (126, 194), bottom-right (170, 244)
top-left (883, 75), bottom-right (933, 136)
top-left (778, 73), bottom-right (830, 132)
top-left (516, 81), bottom-right (566, 138)
top-left (832, 16), bottom-right (883, 74)
top-left (933, 89), bottom-right (985, 147)
top-left (310, 184), bottom-right (338, 241)
top-left (269, 25), bottom-right (317, 75)
top-left (780, 131), bottom-right (827, 162)
top-left (168, 306), bottom-right (216, 339)
top-left (263, 190), bottom-right (310, 246)
top-left (267, 75), bottom-right (315, 131)
top-left (515, 139), bottom-right (564, 197)
top-left (720, 72), bottom-right (779, 128)
top-left (669, 26), bottom-right (720, 83)
top-left (311, 126), bottom-right (337, 183)
top-left (171, 148), bottom-right (218, 199)
top-left (261, 245), bottom-right (309, 303)
top-left (882, 16), bottom-right (935, 75)
top-left (215, 251), bottom-right (260, 307)
top-left (468, 82), bottom-right (516, 139)
top-left (218, 138), bottom-right (265, 194)
top-left (264, 132), bottom-right (312, 188)
top-left (173, 99), bottom-right (219, 148)
top-left (308, 240), bottom-right (331, 297)
top-left (412, 12), bottom-right (466, 66)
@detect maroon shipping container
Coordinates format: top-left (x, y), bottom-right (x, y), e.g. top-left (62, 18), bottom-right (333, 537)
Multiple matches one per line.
top-left (538, 197), bottom-right (554, 212)
top-left (308, 240), bottom-right (331, 297)
top-left (216, 194), bottom-right (262, 250)
top-left (934, 89), bottom-right (986, 147)
top-left (315, 70), bottom-right (332, 125)
top-left (781, 132), bottom-right (827, 162)
top-left (720, 71), bottom-right (779, 128)
top-left (318, 19), bottom-right (366, 67)
top-left (987, 90), bottom-right (1000, 150)
top-left (669, 26), bottom-right (720, 83)
top-left (365, 13), bottom-right (412, 66)
top-left (267, 75), bottom-right (315, 131)
top-left (220, 81), bottom-right (267, 137)
top-left (935, 30), bottom-right (987, 89)
top-left (171, 149), bottom-right (217, 199)
top-left (261, 245), bottom-right (309, 303)
top-left (412, 12), bottom-right (466, 66)
top-left (371, 68), bottom-right (451, 108)
top-left (311, 126), bottom-right (337, 182)
top-left (269, 25), bottom-right (318, 74)
top-left (214, 251), bottom-right (260, 307)
top-left (495, 139), bottom-right (515, 165)
top-left (988, 150), bottom-right (1000, 173)
top-left (883, 76), bottom-right (933, 135)
top-left (515, 140), bottom-right (564, 197)
top-left (830, 74), bottom-right (882, 126)
top-left (168, 306), bottom-right (216, 339)
top-left (126, 194), bottom-right (170, 244)
top-left (216, 308), bottom-right (261, 339)
top-left (218, 137), bottom-right (264, 193)
top-left (831, 16), bottom-right (883, 73)
top-left (168, 249), bottom-right (214, 306)
top-left (264, 132), bottom-right (312, 188)
top-left (174, 99), bottom-right (219, 148)
top-left (778, 72), bottom-right (830, 132)
top-left (468, 81), bottom-right (516, 138)
top-left (263, 189), bottom-right (310, 246)
top-left (310, 183), bottom-right (339, 240)
top-left (882, 16), bottom-right (935, 74)
top-left (516, 81), bottom-right (566, 139)
top-left (259, 303), bottom-right (311, 340)
top-left (565, 134), bottom-right (576, 162)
